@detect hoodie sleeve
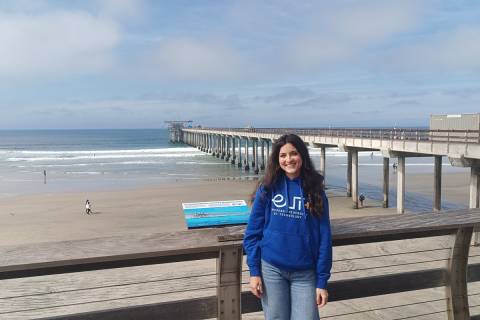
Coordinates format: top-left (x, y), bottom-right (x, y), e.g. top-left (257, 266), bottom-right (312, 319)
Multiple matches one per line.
top-left (316, 191), bottom-right (332, 289)
top-left (243, 185), bottom-right (268, 277)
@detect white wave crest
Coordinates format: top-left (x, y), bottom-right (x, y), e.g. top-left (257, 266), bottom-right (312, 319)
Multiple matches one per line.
top-left (6, 152), bottom-right (204, 162)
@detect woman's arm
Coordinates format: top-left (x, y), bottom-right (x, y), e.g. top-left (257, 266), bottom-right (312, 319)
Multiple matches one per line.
top-left (243, 185), bottom-right (268, 277)
top-left (316, 191), bottom-right (332, 290)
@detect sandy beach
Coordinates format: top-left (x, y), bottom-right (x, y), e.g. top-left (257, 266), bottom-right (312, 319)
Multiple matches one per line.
top-left (0, 175), bottom-right (412, 246)
top-left (0, 171), bottom-right (477, 319)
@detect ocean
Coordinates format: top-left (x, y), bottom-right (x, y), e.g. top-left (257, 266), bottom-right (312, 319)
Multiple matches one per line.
top-left (0, 129), bottom-right (468, 211)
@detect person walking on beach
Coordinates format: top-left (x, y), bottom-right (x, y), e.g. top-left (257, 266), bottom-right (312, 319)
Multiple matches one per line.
top-left (244, 134), bottom-right (332, 320)
top-left (359, 193), bottom-right (365, 207)
top-left (85, 200), bottom-right (92, 215)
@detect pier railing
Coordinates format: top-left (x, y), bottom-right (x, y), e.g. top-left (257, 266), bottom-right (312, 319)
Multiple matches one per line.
top-left (192, 128), bottom-right (480, 144)
top-left (2, 209), bottom-right (480, 319)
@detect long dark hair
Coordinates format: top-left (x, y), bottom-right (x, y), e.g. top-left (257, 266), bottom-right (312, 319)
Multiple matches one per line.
top-left (251, 134), bottom-right (324, 216)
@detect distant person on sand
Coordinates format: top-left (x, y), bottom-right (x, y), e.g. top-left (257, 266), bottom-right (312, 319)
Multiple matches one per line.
top-left (359, 194), bottom-right (365, 207)
top-left (85, 200), bottom-right (92, 215)
top-left (393, 162), bottom-right (398, 173)
top-left (244, 134), bottom-right (332, 320)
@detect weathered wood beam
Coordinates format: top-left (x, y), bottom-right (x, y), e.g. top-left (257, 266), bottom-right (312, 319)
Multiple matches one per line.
top-left (217, 246), bottom-right (242, 320)
top-left (446, 227), bottom-right (473, 320)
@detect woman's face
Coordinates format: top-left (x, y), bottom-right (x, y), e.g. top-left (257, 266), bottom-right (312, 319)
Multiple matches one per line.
top-left (278, 143), bottom-right (303, 179)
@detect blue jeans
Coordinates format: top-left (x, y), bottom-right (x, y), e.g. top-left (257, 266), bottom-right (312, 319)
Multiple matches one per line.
top-left (261, 260), bottom-right (320, 320)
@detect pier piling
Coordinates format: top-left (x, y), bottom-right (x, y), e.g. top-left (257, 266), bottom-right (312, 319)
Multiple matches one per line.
top-left (260, 140), bottom-right (265, 170)
top-left (434, 156), bottom-right (442, 212)
top-left (254, 139), bottom-right (259, 174)
top-left (320, 146), bottom-right (326, 181)
top-left (383, 157), bottom-right (389, 208)
top-left (352, 149), bottom-right (359, 209)
top-left (244, 139), bottom-right (249, 171)
top-left (397, 156), bottom-right (406, 214)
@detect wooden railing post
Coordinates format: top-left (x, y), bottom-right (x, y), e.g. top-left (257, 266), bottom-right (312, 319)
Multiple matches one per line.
top-left (217, 245), bottom-right (243, 320)
top-left (446, 227), bottom-right (473, 320)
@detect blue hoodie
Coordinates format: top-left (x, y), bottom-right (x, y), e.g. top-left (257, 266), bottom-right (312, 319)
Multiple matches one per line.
top-left (243, 174), bottom-right (332, 289)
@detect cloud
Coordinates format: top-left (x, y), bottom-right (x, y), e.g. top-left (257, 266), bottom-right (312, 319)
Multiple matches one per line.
top-left (390, 99), bottom-right (420, 106)
top-left (135, 91), bottom-right (245, 110)
top-left (442, 88), bottom-right (480, 98)
top-left (96, 0), bottom-right (146, 21)
top-left (260, 87), bottom-right (316, 103)
top-left (148, 38), bottom-right (246, 81)
top-left (385, 25), bottom-right (480, 71)
top-left (0, 10), bottom-right (120, 77)
top-left (280, 93), bottom-right (351, 109)
top-left (283, 1), bottom-right (424, 69)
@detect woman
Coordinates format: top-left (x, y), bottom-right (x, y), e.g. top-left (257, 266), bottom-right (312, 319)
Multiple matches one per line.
top-left (243, 134), bottom-right (332, 320)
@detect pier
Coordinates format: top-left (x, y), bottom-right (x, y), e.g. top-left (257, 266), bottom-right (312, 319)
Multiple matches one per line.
top-left (179, 126), bottom-right (480, 214)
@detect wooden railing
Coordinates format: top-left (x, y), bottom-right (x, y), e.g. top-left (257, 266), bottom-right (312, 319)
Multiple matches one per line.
top-left (187, 127), bottom-right (480, 144)
top-left (2, 209), bottom-right (480, 319)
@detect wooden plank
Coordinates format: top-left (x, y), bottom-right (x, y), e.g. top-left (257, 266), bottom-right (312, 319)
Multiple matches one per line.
top-left (468, 262), bottom-right (480, 282)
top-left (0, 226), bottom-right (245, 279)
top-left (0, 251), bottom-right (217, 280)
top-left (240, 292), bottom-right (262, 314)
top-left (329, 268), bottom-right (448, 301)
top-left (38, 296), bottom-right (218, 320)
top-left (217, 234), bottom-right (244, 242)
top-left (332, 229), bottom-right (455, 246)
top-left (330, 209), bottom-right (480, 245)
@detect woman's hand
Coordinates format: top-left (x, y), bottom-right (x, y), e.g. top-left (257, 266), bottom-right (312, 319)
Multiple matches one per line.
top-left (249, 276), bottom-right (263, 298)
top-left (316, 288), bottom-right (328, 307)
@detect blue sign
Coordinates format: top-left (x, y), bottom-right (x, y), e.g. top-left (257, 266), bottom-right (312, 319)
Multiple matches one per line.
top-left (182, 200), bottom-right (250, 229)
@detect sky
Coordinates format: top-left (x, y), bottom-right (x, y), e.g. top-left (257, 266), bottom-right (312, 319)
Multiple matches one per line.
top-left (0, 0), bottom-right (479, 129)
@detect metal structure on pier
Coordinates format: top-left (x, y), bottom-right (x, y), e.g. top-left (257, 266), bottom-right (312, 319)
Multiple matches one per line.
top-left (165, 120), bottom-right (193, 143)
